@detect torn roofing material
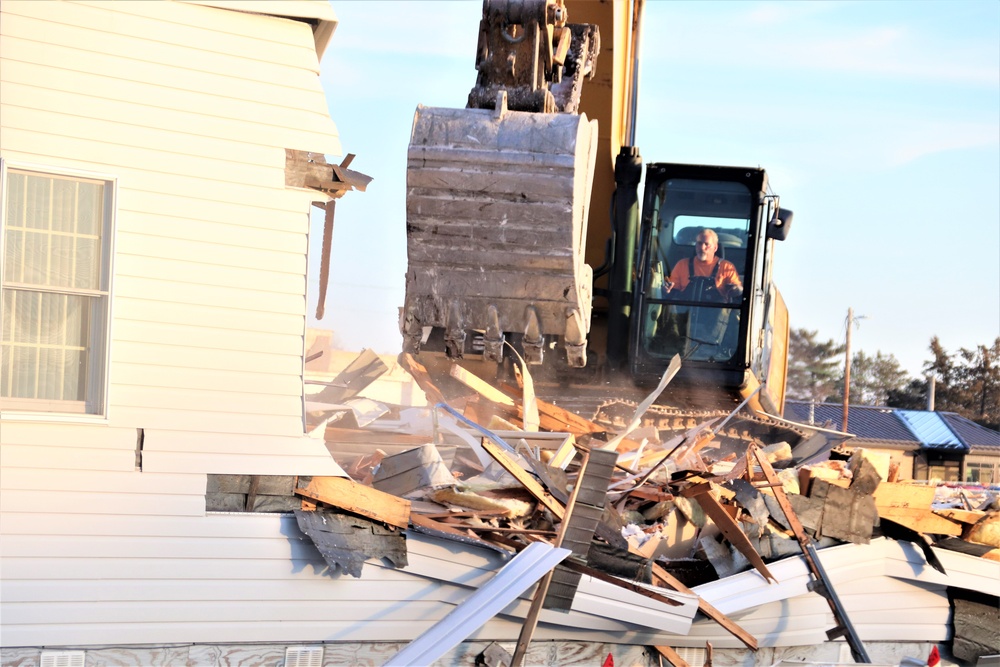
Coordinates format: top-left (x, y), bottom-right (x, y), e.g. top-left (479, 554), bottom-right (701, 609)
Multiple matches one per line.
top-left (294, 509), bottom-right (407, 578)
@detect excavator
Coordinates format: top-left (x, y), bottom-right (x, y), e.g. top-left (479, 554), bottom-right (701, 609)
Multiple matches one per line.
top-left (400, 0), bottom-right (801, 444)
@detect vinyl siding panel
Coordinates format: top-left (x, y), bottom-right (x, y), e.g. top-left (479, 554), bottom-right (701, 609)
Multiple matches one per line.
top-left (1, 0), bottom-right (356, 651)
top-left (0, 445), bottom-right (136, 472)
top-left (114, 340), bottom-right (302, 377)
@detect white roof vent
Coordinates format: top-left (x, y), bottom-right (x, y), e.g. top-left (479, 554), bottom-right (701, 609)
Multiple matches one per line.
top-left (285, 646), bottom-right (324, 667)
top-left (40, 652), bottom-right (86, 667)
top-left (671, 646), bottom-right (707, 666)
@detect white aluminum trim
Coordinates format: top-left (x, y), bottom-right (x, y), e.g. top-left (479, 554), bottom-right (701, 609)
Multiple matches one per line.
top-left (384, 541), bottom-right (571, 667)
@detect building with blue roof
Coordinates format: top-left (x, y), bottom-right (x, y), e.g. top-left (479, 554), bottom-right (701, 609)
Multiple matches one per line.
top-left (784, 401), bottom-right (1000, 484)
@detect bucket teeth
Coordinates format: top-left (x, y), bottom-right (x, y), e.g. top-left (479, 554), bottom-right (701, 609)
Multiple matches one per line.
top-left (484, 304), bottom-right (505, 362)
top-left (444, 301), bottom-right (465, 359)
top-left (523, 306), bottom-right (544, 365)
top-left (403, 105), bottom-right (598, 363)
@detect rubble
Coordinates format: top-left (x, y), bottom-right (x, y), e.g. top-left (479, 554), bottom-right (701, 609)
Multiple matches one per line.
top-left (297, 351), bottom-right (1000, 665)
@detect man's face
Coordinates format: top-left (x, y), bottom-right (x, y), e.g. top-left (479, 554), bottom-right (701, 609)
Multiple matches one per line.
top-left (695, 234), bottom-right (717, 262)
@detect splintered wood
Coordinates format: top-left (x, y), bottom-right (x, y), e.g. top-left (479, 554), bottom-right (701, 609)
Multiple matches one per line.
top-left (298, 351), bottom-right (998, 661)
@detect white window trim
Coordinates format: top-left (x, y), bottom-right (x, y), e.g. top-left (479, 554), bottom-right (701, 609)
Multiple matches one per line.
top-left (0, 158), bottom-right (118, 421)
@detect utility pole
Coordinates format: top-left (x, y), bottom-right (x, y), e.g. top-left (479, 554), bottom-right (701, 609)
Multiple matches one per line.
top-left (843, 307), bottom-right (853, 432)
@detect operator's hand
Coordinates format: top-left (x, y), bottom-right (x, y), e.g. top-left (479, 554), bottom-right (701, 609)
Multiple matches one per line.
top-left (664, 280), bottom-right (675, 293)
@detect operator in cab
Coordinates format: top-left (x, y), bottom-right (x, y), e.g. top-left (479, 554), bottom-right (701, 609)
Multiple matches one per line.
top-left (664, 229), bottom-right (743, 303)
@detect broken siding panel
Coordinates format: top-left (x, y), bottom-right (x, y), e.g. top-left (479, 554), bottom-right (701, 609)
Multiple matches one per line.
top-left (883, 539), bottom-right (1000, 592)
top-left (0, 423), bottom-right (137, 450)
top-left (676, 588), bottom-right (949, 648)
top-left (142, 430), bottom-right (338, 457)
top-left (178, 0), bottom-right (337, 26)
top-left (142, 451), bottom-right (342, 476)
top-left (2, 575), bottom-right (427, 605)
top-left (0, 489), bottom-right (206, 517)
top-left (0, 445), bottom-right (136, 472)
top-left (0, 469), bottom-right (206, 496)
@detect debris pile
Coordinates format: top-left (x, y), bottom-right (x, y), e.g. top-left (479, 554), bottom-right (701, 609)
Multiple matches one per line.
top-left (297, 351), bottom-right (1000, 666)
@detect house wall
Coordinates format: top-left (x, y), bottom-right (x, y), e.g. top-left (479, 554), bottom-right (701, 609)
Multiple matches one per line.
top-left (857, 445), bottom-right (916, 480)
top-left (0, 0), bottom-right (351, 650)
top-left (0, 0), bottom-right (345, 465)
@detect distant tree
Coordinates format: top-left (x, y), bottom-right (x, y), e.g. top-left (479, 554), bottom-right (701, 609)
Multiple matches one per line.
top-left (889, 336), bottom-right (1000, 430)
top-left (886, 377), bottom-right (928, 411)
top-left (954, 338), bottom-right (1000, 430)
top-left (786, 328), bottom-right (844, 402)
top-left (832, 350), bottom-right (911, 406)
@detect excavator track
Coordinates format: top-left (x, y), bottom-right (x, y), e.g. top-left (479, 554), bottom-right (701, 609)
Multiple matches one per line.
top-left (592, 399), bottom-right (808, 451)
top-left (525, 379), bottom-right (812, 454)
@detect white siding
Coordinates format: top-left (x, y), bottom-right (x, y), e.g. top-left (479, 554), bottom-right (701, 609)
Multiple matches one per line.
top-left (0, 0), bottom-right (356, 651)
top-left (1, 0), bottom-right (342, 456)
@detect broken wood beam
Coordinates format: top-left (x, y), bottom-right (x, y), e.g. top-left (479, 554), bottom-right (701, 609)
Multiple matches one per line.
top-left (479, 438), bottom-right (566, 519)
top-left (653, 645), bottom-right (691, 667)
top-left (498, 383), bottom-right (607, 435)
top-left (681, 482), bottom-right (777, 584)
top-left (750, 446), bottom-right (872, 663)
top-left (295, 476), bottom-right (410, 530)
top-left (398, 353), bottom-right (450, 406)
top-left (511, 449), bottom-right (592, 667)
top-left (649, 562), bottom-right (758, 651)
top-left (245, 475), bottom-right (260, 512)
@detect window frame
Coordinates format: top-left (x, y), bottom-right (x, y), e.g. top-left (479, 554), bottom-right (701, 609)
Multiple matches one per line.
top-left (0, 159), bottom-right (117, 419)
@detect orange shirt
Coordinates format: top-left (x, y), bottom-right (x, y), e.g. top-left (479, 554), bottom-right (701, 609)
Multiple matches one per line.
top-left (668, 256), bottom-right (742, 297)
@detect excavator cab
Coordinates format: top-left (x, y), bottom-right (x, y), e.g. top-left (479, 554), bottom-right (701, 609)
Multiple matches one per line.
top-left (629, 163), bottom-right (792, 403)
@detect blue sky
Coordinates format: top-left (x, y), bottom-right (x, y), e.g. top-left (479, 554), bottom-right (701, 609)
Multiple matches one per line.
top-left (313, 0), bottom-right (999, 378)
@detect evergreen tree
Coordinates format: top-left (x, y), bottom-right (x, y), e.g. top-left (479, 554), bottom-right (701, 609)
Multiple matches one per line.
top-left (888, 336), bottom-right (1000, 430)
top-left (786, 328), bottom-right (844, 402)
top-left (833, 350), bottom-right (911, 406)
top-left (955, 338), bottom-right (1000, 430)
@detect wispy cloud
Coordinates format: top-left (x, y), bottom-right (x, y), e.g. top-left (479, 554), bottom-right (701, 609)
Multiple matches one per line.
top-left (644, 2), bottom-right (999, 87)
top-left (330, 1), bottom-right (482, 58)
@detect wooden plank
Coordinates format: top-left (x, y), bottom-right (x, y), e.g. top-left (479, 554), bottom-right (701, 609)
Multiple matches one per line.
top-left (450, 364), bottom-right (516, 406)
top-left (879, 507), bottom-right (963, 536)
top-left (681, 482), bottom-right (776, 584)
top-left (294, 476), bottom-right (410, 530)
top-left (872, 482), bottom-right (936, 509)
top-left (479, 439), bottom-right (565, 519)
top-left (398, 353), bottom-right (449, 406)
top-left (933, 508), bottom-right (985, 525)
top-left (499, 383), bottom-right (607, 435)
top-left (648, 562), bottom-right (757, 651)
top-left (653, 644), bottom-right (691, 667)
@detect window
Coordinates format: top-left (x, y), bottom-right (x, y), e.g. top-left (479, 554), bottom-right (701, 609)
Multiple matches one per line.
top-left (641, 179), bottom-right (751, 363)
top-left (1, 163), bottom-right (115, 415)
top-left (965, 460), bottom-right (996, 485)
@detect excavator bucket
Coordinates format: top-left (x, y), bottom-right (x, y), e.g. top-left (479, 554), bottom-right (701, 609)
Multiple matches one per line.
top-left (401, 102), bottom-right (599, 367)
